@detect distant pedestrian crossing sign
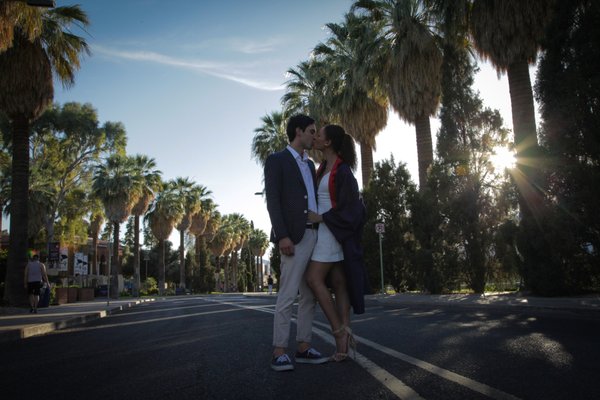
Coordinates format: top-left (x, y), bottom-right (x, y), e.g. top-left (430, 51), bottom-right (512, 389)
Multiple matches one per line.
top-left (375, 223), bottom-right (385, 234)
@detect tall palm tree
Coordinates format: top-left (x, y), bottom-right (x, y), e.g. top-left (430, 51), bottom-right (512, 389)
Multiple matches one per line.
top-left (92, 154), bottom-right (141, 298)
top-left (248, 228), bottom-right (269, 291)
top-left (203, 208), bottom-right (222, 291)
top-left (207, 214), bottom-right (232, 291)
top-left (171, 178), bottom-right (210, 289)
top-left (354, 0), bottom-right (443, 187)
top-left (130, 155), bottom-right (162, 295)
top-left (189, 197), bottom-right (216, 269)
top-left (145, 187), bottom-right (184, 295)
top-left (282, 59), bottom-right (335, 126)
top-left (0, 3), bottom-right (89, 305)
top-left (88, 198), bottom-right (104, 275)
top-left (226, 213), bottom-right (251, 290)
top-left (314, 12), bottom-right (389, 186)
top-left (469, 0), bottom-right (552, 218)
top-left (251, 111), bottom-right (289, 168)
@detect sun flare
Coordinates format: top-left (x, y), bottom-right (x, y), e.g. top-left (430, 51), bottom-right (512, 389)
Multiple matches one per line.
top-left (490, 146), bottom-right (516, 171)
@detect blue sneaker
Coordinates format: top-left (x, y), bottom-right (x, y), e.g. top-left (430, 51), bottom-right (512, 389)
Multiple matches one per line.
top-left (295, 347), bottom-right (329, 364)
top-left (271, 354), bottom-right (294, 371)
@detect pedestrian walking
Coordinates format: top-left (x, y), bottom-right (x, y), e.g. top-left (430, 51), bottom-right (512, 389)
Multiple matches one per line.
top-left (267, 275), bottom-right (274, 295)
top-left (24, 254), bottom-right (50, 313)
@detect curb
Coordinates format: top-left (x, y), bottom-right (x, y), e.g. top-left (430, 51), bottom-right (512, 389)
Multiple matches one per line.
top-left (0, 298), bottom-right (156, 343)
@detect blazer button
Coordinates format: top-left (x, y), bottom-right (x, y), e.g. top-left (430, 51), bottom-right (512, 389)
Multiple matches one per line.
top-left (304, 210), bottom-right (307, 214)
top-left (304, 195), bottom-right (307, 199)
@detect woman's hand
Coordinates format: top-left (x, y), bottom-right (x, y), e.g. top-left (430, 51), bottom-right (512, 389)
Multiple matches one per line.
top-left (308, 211), bottom-right (322, 223)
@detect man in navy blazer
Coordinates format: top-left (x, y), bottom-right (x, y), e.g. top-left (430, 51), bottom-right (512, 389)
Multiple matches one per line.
top-left (264, 114), bottom-right (329, 371)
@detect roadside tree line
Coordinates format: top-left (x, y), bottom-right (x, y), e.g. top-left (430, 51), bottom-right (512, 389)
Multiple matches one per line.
top-left (252, 0), bottom-right (599, 295)
top-left (0, 3), bottom-right (269, 305)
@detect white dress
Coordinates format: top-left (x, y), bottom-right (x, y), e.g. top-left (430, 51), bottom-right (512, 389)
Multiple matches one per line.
top-left (311, 172), bottom-right (344, 262)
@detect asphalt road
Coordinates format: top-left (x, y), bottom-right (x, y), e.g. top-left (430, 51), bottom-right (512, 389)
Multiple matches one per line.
top-left (1, 294), bottom-right (599, 400)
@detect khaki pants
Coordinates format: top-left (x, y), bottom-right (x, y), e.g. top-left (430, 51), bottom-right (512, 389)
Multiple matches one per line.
top-left (272, 229), bottom-right (317, 348)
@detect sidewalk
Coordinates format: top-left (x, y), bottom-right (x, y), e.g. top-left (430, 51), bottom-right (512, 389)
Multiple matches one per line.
top-left (0, 297), bottom-right (156, 343)
top-left (372, 292), bottom-right (600, 313)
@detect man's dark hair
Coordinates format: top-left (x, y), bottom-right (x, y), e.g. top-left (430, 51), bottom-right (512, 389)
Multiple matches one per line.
top-left (286, 114), bottom-right (315, 142)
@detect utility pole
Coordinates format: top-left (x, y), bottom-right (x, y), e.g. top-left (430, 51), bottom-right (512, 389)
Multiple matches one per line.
top-left (375, 222), bottom-right (385, 294)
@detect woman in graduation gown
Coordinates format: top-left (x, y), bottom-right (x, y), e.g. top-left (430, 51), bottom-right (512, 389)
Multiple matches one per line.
top-left (306, 124), bottom-right (370, 362)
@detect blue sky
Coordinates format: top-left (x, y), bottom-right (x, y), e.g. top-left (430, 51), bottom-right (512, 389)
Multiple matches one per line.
top-left (51, 0), bottom-right (525, 244)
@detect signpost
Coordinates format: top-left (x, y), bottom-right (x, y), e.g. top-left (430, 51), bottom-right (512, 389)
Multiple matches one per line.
top-left (47, 242), bottom-right (60, 270)
top-left (375, 223), bottom-right (385, 294)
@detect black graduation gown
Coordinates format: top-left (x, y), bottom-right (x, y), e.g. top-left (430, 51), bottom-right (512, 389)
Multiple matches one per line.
top-left (321, 162), bottom-right (370, 314)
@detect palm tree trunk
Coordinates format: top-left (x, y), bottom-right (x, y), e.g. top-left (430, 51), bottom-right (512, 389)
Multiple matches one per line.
top-left (179, 229), bottom-right (185, 289)
top-left (111, 221), bottom-right (120, 299)
top-left (414, 115), bottom-right (434, 189)
top-left (258, 254), bottom-right (265, 292)
top-left (133, 214), bottom-right (141, 296)
top-left (507, 61), bottom-right (542, 219)
top-left (159, 239), bottom-right (165, 295)
top-left (223, 255), bottom-right (229, 292)
top-left (92, 235), bottom-right (98, 275)
top-left (255, 255), bottom-right (259, 292)
top-left (195, 235), bottom-right (201, 266)
top-left (360, 142), bottom-right (374, 188)
top-left (232, 252), bottom-right (238, 291)
top-left (4, 115), bottom-right (30, 306)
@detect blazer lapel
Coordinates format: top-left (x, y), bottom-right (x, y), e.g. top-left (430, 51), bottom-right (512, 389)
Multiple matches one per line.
top-left (309, 159), bottom-right (317, 192)
top-left (283, 148), bottom-right (305, 185)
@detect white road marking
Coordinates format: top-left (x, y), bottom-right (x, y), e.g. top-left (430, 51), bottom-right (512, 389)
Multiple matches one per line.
top-left (208, 297), bottom-right (522, 400)
top-left (356, 335), bottom-right (521, 400)
top-left (207, 297), bottom-right (423, 399)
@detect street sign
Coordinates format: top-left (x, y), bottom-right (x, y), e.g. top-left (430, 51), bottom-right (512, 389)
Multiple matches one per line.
top-left (375, 223), bottom-right (385, 234)
top-left (48, 242), bottom-right (60, 263)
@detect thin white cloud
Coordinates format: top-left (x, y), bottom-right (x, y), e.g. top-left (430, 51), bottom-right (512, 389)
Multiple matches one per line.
top-left (228, 37), bottom-right (284, 54)
top-left (178, 36), bottom-right (286, 55)
top-left (92, 44), bottom-right (284, 91)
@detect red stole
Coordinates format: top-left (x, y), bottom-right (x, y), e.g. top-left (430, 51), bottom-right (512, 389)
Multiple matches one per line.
top-left (316, 157), bottom-right (343, 209)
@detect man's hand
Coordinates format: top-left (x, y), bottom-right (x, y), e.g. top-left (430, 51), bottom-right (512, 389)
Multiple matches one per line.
top-left (278, 237), bottom-right (295, 256)
top-left (308, 211), bottom-right (322, 223)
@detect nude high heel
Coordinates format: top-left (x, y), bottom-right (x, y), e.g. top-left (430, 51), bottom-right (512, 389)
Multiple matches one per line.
top-left (331, 325), bottom-right (356, 362)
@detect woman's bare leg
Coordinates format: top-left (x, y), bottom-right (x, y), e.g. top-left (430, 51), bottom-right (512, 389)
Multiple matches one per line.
top-left (329, 264), bottom-right (351, 327)
top-left (305, 261), bottom-right (342, 332)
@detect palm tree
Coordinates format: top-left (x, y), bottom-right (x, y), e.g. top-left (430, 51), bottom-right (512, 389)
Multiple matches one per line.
top-left (189, 198), bottom-right (216, 269)
top-left (92, 155), bottom-right (141, 298)
top-left (354, 0), bottom-right (443, 187)
top-left (248, 228), bottom-right (269, 291)
top-left (282, 59), bottom-right (335, 126)
top-left (0, 3), bottom-right (89, 305)
top-left (145, 187), bottom-right (184, 295)
top-left (207, 214), bottom-right (232, 292)
top-left (171, 178), bottom-right (210, 289)
top-left (87, 198), bottom-right (104, 275)
top-left (226, 213), bottom-right (251, 290)
top-left (314, 12), bottom-right (389, 186)
top-left (469, 0), bottom-right (552, 218)
top-left (251, 111), bottom-right (289, 168)
top-left (130, 155), bottom-right (162, 295)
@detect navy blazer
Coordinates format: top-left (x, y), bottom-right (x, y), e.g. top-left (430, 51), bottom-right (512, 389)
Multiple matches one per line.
top-left (264, 148), bottom-right (317, 244)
